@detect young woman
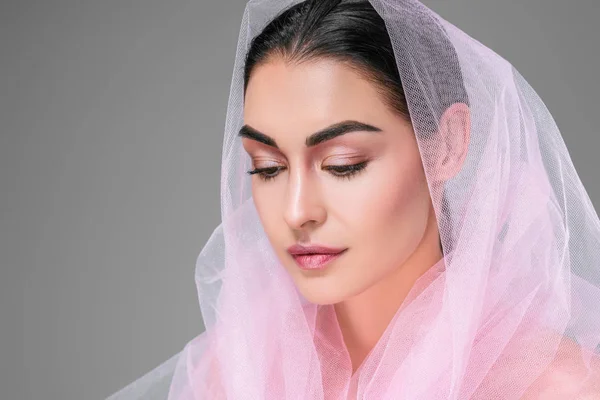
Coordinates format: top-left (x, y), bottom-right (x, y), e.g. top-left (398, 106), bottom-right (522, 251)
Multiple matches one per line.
top-left (109, 0), bottom-right (600, 398)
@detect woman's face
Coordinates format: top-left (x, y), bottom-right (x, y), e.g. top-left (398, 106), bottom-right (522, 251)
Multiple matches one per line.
top-left (242, 57), bottom-right (440, 305)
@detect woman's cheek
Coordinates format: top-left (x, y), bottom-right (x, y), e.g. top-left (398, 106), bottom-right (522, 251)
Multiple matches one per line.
top-left (363, 163), bottom-right (428, 251)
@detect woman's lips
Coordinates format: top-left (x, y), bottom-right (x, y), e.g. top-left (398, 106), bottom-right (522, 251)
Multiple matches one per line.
top-left (291, 252), bottom-right (345, 270)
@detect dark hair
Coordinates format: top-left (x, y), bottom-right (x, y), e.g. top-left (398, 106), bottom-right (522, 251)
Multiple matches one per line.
top-left (243, 0), bottom-right (469, 253)
top-left (243, 0), bottom-right (409, 120)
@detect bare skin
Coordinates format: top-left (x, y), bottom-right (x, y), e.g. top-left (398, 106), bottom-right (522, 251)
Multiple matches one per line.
top-left (520, 335), bottom-right (600, 399)
top-left (242, 56), bottom-right (470, 371)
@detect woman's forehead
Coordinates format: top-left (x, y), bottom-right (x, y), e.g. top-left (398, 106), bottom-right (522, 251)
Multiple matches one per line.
top-left (243, 58), bottom-right (399, 138)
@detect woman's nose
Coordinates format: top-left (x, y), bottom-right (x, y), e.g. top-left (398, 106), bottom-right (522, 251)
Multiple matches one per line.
top-left (283, 169), bottom-right (326, 231)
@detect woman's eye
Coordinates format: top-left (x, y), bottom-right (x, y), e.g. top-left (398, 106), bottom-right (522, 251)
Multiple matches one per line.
top-left (246, 161), bottom-right (368, 182)
top-left (324, 161), bottom-right (368, 180)
top-left (246, 166), bottom-right (285, 181)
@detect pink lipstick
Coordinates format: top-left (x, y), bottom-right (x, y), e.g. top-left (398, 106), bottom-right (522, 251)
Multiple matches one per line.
top-left (286, 244), bottom-right (347, 271)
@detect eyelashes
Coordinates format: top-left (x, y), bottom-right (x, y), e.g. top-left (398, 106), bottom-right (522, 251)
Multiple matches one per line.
top-left (324, 161), bottom-right (369, 181)
top-left (246, 161), bottom-right (369, 182)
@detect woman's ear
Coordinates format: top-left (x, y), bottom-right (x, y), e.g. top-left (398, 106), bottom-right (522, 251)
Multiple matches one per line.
top-left (432, 102), bottom-right (471, 182)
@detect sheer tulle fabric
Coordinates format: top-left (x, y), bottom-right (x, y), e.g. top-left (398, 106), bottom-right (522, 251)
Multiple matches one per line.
top-left (107, 0), bottom-right (600, 398)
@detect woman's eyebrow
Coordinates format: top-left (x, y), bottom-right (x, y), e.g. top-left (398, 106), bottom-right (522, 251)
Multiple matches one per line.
top-left (238, 120), bottom-right (382, 149)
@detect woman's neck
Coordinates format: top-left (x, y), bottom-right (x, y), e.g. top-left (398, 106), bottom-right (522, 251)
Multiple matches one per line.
top-left (333, 206), bottom-right (443, 373)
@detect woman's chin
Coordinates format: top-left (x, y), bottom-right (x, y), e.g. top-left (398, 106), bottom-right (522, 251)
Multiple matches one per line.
top-left (293, 276), bottom-right (361, 306)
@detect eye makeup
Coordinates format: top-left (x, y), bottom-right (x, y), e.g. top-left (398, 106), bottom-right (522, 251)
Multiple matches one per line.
top-left (246, 160), bottom-right (369, 182)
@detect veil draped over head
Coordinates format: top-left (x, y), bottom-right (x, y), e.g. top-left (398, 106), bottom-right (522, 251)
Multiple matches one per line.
top-left (108, 0), bottom-right (600, 398)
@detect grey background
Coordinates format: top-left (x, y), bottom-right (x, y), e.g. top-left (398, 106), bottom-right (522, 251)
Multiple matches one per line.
top-left (1, 0), bottom-right (598, 399)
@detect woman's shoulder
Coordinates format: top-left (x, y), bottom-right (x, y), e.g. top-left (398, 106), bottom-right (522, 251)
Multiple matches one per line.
top-left (521, 336), bottom-right (600, 399)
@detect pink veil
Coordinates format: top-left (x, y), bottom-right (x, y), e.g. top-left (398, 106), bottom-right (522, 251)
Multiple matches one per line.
top-left (107, 0), bottom-right (600, 398)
